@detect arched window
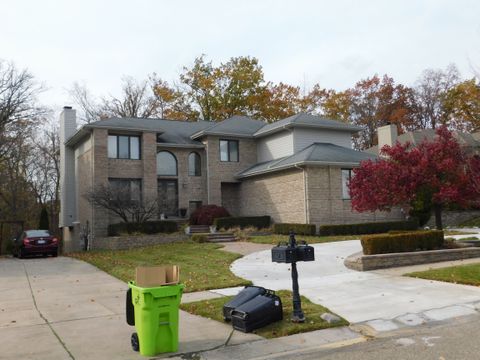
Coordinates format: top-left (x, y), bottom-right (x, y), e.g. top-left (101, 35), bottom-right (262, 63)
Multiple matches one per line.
top-left (188, 152), bottom-right (201, 176)
top-left (157, 151), bottom-right (177, 176)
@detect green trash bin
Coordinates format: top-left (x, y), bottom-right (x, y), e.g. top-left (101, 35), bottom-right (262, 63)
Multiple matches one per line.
top-left (128, 281), bottom-right (184, 356)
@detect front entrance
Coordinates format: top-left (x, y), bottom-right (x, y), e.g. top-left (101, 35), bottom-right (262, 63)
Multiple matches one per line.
top-left (158, 180), bottom-right (178, 216)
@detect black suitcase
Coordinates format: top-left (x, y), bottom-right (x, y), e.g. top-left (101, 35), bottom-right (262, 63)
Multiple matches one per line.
top-left (231, 292), bottom-right (283, 333)
top-left (223, 286), bottom-right (266, 321)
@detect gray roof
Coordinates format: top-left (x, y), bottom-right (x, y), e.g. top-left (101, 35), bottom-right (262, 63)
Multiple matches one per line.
top-left (67, 117), bottom-right (213, 146)
top-left (237, 143), bottom-right (376, 178)
top-left (366, 129), bottom-right (480, 155)
top-left (253, 113), bottom-right (361, 137)
top-left (190, 115), bottom-right (266, 139)
top-left (66, 113), bottom-right (362, 147)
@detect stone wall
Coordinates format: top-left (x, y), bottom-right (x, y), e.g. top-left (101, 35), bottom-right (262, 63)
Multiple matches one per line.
top-left (91, 233), bottom-right (188, 250)
top-left (426, 210), bottom-right (480, 228)
top-left (306, 166), bottom-right (403, 227)
top-left (345, 247), bottom-right (480, 271)
top-left (238, 168), bottom-right (306, 223)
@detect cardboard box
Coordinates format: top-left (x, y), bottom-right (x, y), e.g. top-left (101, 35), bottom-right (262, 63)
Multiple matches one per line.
top-left (135, 265), bottom-right (180, 287)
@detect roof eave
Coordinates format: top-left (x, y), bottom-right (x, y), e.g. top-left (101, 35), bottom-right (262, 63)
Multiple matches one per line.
top-left (253, 123), bottom-right (361, 138)
top-left (87, 124), bottom-right (164, 134)
top-left (191, 131), bottom-right (255, 140)
top-left (64, 127), bottom-right (91, 147)
top-left (157, 142), bottom-right (205, 149)
top-left (236, 159), bottom-right (368, 179)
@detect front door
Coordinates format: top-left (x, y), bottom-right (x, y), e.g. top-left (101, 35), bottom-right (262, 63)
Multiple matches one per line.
top-left (158, 180), bottom-right (178, 216)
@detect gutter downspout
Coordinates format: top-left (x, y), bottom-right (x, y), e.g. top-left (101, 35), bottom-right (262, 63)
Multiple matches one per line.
top-left (294, 164), bottom-right (309, 224)
top-left (205, 140), bottom-right (210, 204)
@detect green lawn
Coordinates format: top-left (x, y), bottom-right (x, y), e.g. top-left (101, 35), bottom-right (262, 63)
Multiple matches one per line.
top-left (248, 234), bottom-right (359, 245)
top-left (407, 263), bottom-right (480, 286)
top-left (180, 290), bottom-right (348, 338)
top-left (68, 241), bottom-right (251, 293)
top-left (459, 217), bottom-right (480, 227)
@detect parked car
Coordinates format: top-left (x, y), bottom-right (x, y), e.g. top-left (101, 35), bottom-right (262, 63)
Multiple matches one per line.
top-left (12, 230), bottom-right (58, 258)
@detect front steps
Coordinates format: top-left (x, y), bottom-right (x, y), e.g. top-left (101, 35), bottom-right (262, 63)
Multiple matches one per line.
top-left (188, 225), bottom-right (237, 242)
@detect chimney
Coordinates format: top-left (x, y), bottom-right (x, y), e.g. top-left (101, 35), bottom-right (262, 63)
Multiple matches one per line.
top-left (59, 107), bottom-right (77, 228)
top-left (377, 124), bottom-right (398, 152)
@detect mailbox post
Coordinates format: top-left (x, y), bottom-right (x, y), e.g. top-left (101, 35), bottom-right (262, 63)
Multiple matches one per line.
top-left (271, 232), bottom-right (315, 323)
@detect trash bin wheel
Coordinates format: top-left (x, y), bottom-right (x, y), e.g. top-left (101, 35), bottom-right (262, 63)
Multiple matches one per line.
top-left (131, 332), bottom-right (139, 352)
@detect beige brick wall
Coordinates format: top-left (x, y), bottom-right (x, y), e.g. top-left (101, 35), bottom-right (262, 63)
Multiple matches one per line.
top-left (204, 136), bottom-right (257, 205)
top-left (83, 129), bottom-right (208, 237)
top-left (306, 166), bottom-right (403, 226)
top-left (238, 169), bottom-right (306, 223)
top-left (156, 146), bottom-right (207, 214)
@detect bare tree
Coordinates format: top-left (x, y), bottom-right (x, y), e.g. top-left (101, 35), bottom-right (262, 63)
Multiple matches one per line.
top-left (413, 64), bottom-right (460, 129)
top-left (68, 82), bottom-right (102, 124)
top-left (70, 76), bottom-right (162, 123)
top-left (85, 184), bottom-right (158, 223)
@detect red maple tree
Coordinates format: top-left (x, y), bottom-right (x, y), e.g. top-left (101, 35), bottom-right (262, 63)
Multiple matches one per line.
top-left (349, 127), bottom-right (480, 229)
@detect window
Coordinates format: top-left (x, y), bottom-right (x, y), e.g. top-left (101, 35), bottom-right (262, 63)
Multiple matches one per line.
top-left (219, 139), bottom-right (239, 162)
top-left (157, 151), bottom-right (177, 176)
top-left (188, 152), bottom-right (201, 176)
top-left (342, 169), bottom-right (353, 200)
top-left (109, 179), bottom-right (142, 205)
top-left (108, 135), bottom-right (141, 160)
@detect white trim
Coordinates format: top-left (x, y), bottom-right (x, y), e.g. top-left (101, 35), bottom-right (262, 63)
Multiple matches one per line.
top-left (157, 143), bottom-right (204, 149)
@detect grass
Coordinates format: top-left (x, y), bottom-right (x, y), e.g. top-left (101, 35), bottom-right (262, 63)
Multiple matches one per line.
top-left (180, 290), bottom-right (348, 338)
top-left (248, 234), bottom-right (359, 245)
top-left (407, 263), bottom-right (480, 286)
top-left (459, 217), bottom-right (480, 227)
top-left (444, 230), bottom-right (477, 236)
top-left (68, 241), bottom-right (251, 293)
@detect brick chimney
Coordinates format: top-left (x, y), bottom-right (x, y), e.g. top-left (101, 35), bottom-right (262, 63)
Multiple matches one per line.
top-left (59, 106), bottom-right (77, 228)
top-left (377, 124), bottom-right (398, 151)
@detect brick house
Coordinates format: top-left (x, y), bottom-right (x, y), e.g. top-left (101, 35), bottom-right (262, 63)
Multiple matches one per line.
top-left (59, 107), bottom-right (403, 251)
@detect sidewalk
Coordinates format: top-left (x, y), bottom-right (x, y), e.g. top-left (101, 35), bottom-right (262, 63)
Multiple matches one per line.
top-left (0, 256), bottom-right (359, 360)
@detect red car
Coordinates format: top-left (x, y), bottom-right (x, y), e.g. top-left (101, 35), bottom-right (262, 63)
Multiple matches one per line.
top-left (13, 230), bottom-right (59, 258)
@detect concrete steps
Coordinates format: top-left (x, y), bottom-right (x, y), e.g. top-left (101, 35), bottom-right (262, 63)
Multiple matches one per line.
top-left (189, 225), bottom-right (210, 234)
top-left (207, 233), bottom-right (237, 243)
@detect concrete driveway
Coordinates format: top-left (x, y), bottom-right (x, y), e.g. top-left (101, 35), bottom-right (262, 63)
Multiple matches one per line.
top-left (231, 240), bottom-right (480, 331)
top-left (0, 256), bottom-right (259, 360)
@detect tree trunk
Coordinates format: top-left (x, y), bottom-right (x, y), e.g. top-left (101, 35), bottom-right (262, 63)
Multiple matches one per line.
top-left (434, 204), bottom-right (443, 230)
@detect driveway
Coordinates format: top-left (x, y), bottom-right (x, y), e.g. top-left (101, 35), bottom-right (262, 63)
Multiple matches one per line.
top-left (231, 240), bottom-right (480, 330)
top-left (0, 256), bottom-right (259, 360)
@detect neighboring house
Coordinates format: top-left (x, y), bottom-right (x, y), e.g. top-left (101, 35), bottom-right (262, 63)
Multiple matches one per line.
top-left (366, 124), bottom-right (480, 155)
top-left (59, 107), bottom-right (403, 251)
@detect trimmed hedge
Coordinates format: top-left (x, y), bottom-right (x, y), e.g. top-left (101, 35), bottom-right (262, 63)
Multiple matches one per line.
top-left (214, 216), bottom-right (271, 230)
top-left (318, 219), bottom-right (419, 236)
top-left (273, 223), bottom-right (316, 236)
top-left (108, 221), bottom-right (178, 236)
top-left (190, 205), bottom-right (230, 226)
top-left (361, 230), bottom-right (444, 255)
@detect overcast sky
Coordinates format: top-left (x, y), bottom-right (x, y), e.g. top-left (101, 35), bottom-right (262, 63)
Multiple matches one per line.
top-left (2, 0), bottom-right (479, 111)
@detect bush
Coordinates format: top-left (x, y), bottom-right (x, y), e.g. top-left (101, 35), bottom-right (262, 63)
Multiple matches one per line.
top-left (108, 221), bottom-right (178, 236)
top-left (214, 216), bottom-right (271, 230)
top-left (273, 223), bottom-right (316, 236)
top-left (190, 205), bottom-right (230, 226)
top-left (361, 230), bottom-right (444, 255)
top-left (318, 219), bottom-right (419, 236)
top-left (191, 234), bottom-right (208, 243)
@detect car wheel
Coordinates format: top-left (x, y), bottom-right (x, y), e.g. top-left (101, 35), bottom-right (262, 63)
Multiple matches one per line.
top-left (131, 333), bottom-right (140, 352)
top-left (52, 250), bottom-right (58, 257)
top-left (18, 249), bottom-right (23, 259)
top-left (42, 253), bottom-right (48, 257)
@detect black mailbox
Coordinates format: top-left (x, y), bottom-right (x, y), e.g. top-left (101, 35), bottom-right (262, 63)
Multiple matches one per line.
top-left (271, 241), bottom-right (315, 263)
top-left (296, 242), bottom-right (315, 262)
top-left (271, 244), bottom-right (296, 263)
